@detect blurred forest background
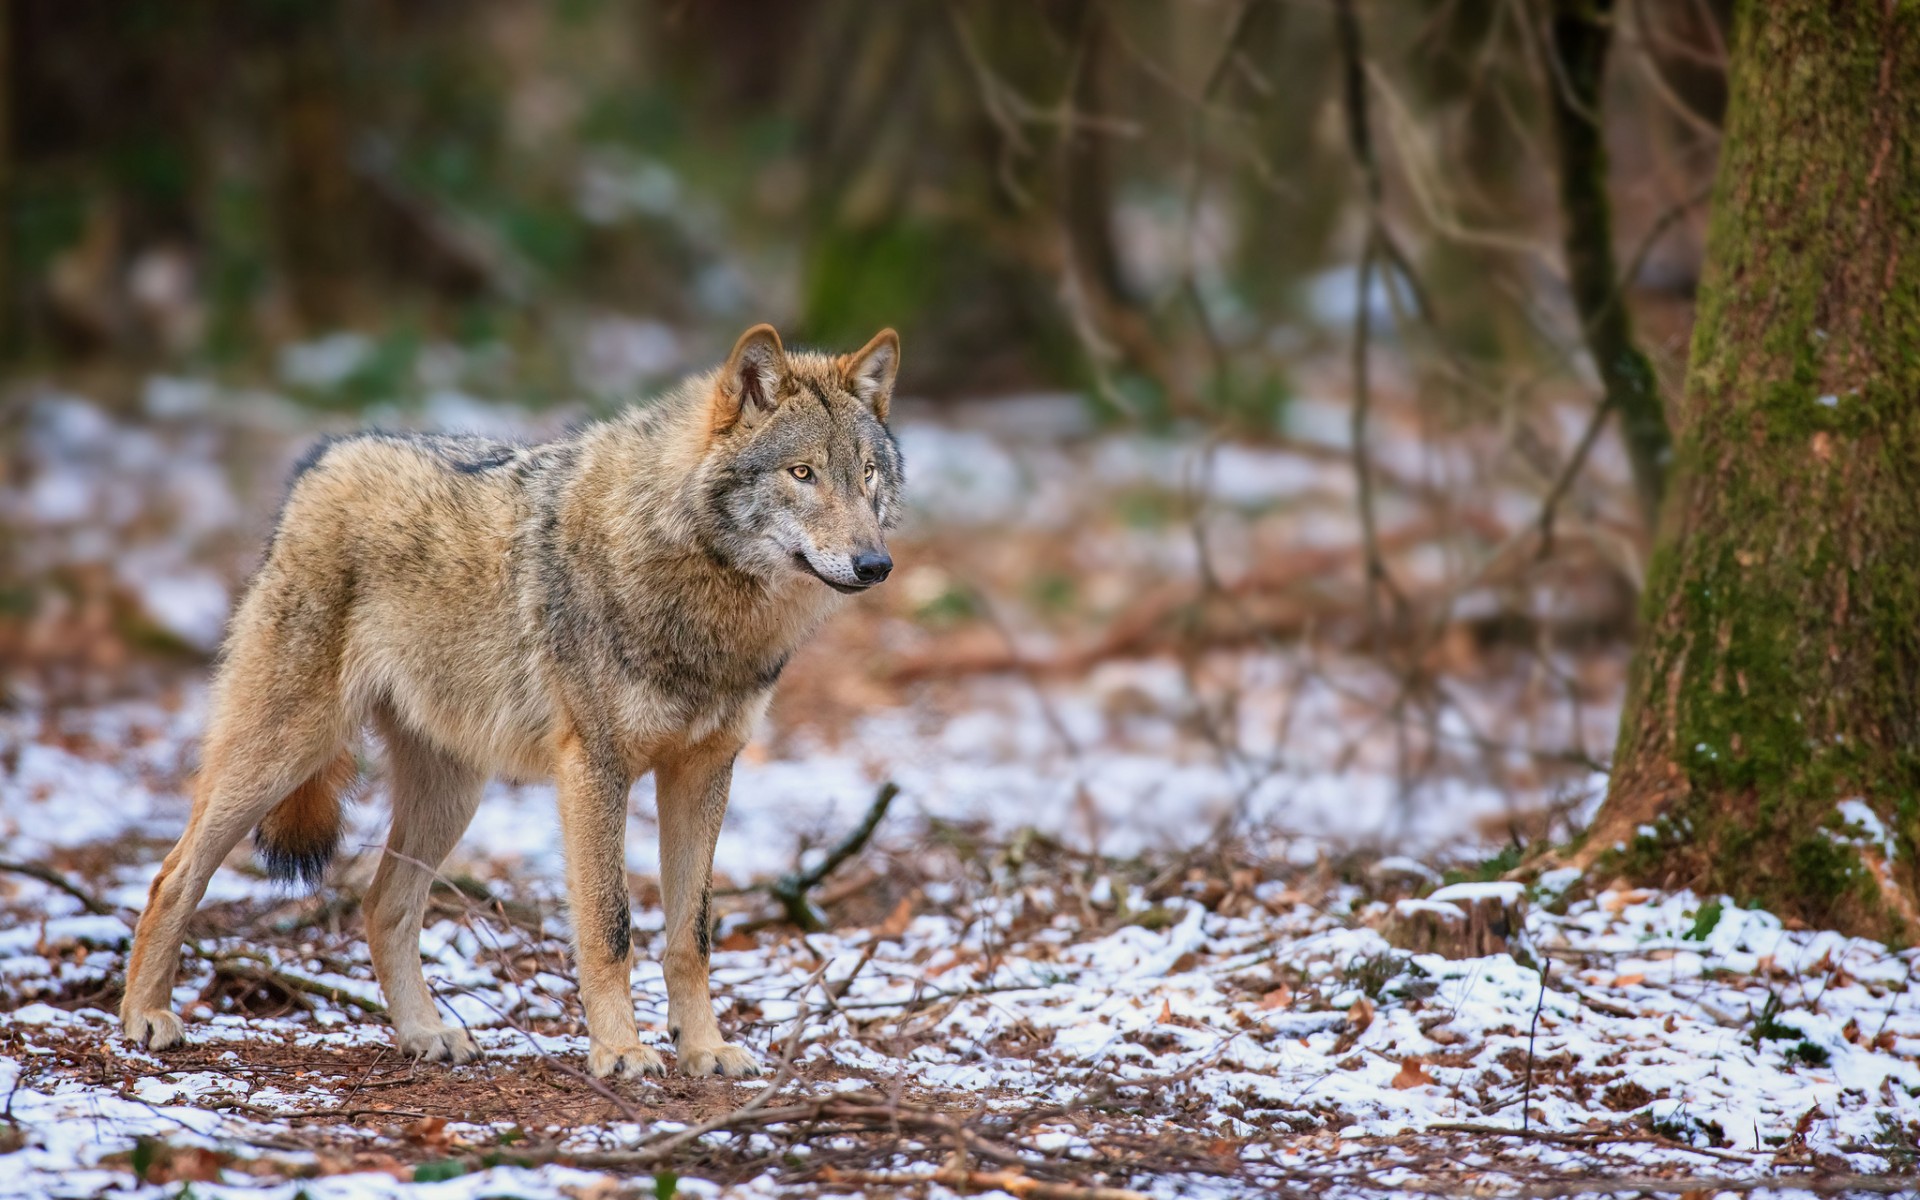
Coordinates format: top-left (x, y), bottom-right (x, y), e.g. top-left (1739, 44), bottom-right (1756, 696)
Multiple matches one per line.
top-left (1, 0), bottom-right (1735, 860)
top-left (0, 0), bottom-right (1722, 411)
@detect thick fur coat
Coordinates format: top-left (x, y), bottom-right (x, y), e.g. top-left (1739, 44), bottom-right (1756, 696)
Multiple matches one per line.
top-left (120, 325), bottom-right (904, 1078)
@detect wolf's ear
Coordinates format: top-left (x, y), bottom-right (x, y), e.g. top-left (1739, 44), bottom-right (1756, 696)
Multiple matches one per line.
top-left (839, 328), bottom-right (900, 423)
top-left (713, 323), bottom-right (787, 433)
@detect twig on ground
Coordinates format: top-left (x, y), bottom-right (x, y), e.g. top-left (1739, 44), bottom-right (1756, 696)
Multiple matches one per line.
top-left (203, 950), bottom-right (388, 1017)
top-left (765, 782), bottom-right (900, 932)
top-left (1522, 958), bottom-right (1549, 1133)
top-left (0, 859), bottom-right (115, 915)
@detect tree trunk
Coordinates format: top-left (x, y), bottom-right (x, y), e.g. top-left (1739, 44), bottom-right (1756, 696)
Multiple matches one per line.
top-left (1584, 0), bottom-right (1920, 940)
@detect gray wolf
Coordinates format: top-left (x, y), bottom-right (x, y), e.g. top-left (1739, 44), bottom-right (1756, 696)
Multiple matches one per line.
top-left (119, 324), bottom-right (904, 1078)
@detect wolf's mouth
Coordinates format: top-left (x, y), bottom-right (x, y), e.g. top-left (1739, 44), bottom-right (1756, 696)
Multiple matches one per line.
top-left (792, 553), bottom-right (870, 595)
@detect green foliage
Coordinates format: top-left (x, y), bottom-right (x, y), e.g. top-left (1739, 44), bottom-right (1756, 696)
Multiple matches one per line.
top-left (914, 586), bottom-right (978, 629)
top-left (1341, 950), bottom-right (1413, 1001)
top-left (1113, 488), bottom-right (1181, 530)
top-left (1202, 369), bottom-right (1293, 435)
top-left (1684, 899), bottom-right (1724, 941)
top-left (799, 222), bottom-right (957, 350)
top-left (413, 1160), bottom-right (465, 1183)
top-left (1026, 571), bottom-right (1079, 619)
top-left (1787, 835), bottom-right (1872, 908)
top-left (1873, 1113), bottom-right (1920, 1171)
top-left (1125, 906), bottom-right (1180, 932)
top-left (1783, 1040), bottom-right (1831, 1068)
top-left (1747, 993), bottom-right (1805, 1046)
top-left (130, 1137), bottom-right (159, 1184)
top-left (1441, 844), bottom-right (1522, 888)
top-left (1648, 1109), bottom-right (1728, 1148)
top-left (652, 1170), bottom-right (680, 1200)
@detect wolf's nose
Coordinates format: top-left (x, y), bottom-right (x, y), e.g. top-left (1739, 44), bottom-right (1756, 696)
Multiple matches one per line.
top-left (851, 551), bottom-right (893, 584)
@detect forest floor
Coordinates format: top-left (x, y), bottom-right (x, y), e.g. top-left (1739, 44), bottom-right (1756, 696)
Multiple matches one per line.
top-left (3, 366), bottom-right (1917, 1198)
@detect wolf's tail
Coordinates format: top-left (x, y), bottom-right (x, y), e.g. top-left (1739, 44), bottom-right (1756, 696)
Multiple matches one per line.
top-left (253, 749), bottom-right (359, 889)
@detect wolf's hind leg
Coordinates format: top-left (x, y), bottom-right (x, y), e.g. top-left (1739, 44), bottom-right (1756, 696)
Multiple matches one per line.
top-left (364, 715), bottom-right (485, 1064)
top-left (554, 732), bottom-right (658, 1079)
top-left (656, 742), bottom-right (758, 1077)
top-left (121, 691), bottom-right (345, 1051)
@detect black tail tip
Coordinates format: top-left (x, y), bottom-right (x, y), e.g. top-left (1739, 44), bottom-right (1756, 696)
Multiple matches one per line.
top-left (254, 832), bottom-right (336, 891)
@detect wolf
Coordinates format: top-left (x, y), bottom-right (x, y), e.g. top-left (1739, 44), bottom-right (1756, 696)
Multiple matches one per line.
top-left (119, 324), bottom-right (904, 1078)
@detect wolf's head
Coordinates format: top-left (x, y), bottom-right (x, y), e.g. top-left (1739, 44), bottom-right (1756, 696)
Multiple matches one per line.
top-left (694, 324), bottom-right (905, 593)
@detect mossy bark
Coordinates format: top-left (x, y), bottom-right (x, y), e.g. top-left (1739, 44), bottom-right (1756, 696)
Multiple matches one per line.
top-left (1588, 1), bottom-right (1920, 940)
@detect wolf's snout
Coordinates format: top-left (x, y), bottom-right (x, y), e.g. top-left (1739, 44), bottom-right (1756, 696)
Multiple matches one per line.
top-left (851, 550), bottom-right (893, 585)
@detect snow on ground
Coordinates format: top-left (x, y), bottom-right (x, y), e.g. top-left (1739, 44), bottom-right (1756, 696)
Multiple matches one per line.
top-left (2, 856), bottom-right (1917, 1197)
top-left (4, 382), bottom-right (1914, 1196)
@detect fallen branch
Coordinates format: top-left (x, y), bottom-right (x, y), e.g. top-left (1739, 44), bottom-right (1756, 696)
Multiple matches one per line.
top-left (206, 951), bottom-right (388, 1017)
top-left (765, 782), bottom-right (900, 932)
top-left (0, 859), bottom-right (115, 915)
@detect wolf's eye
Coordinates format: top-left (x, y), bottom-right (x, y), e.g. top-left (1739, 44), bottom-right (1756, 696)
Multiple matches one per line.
top-left (789, 464), bottom-right (814, 482)
top-left (863, 462), bottom-right (876, 483)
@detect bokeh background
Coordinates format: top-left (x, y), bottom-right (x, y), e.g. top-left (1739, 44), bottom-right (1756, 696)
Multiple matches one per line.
top-left (1, 0), bottom-right (1730, 871)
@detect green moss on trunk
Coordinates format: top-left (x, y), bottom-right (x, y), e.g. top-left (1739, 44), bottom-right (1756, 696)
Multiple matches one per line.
top-left (1591, 0), bottom-right (1920, 940)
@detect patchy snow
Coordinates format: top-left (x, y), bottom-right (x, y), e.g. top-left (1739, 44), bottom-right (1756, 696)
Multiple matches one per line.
top-left (1836, 797), bottom-right (1897, 862)
top-left (1426, 881), bottom-right (1527, 905)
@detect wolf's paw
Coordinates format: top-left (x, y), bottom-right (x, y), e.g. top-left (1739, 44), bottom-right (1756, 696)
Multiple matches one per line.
top-left (397, 1025), bottom-right (480, 1064)
top-left (679, 1042), bottom-right (761, 1077)
top-left (122, 1009), bottom-right (185, 1052)
top-left (588, 1042), bottom-right (665, 1079)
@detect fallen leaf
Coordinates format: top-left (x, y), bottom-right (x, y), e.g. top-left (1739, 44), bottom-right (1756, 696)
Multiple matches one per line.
top-left (1347, 996), bottom-right (1375, 1034)
top-left (875, 895), bottom-right (915, 939)
top-left (1156, 997), bottom-right (1174, 1024)
top-left (1259, 985), bottom-right (1293, 1010)
top-left (1390, 1057), bottom-right (1435, 1089)
top-left (1611, 973), bottom-right (1645, 988)
top-left (405, 1117), bottom-right (454, 1153)
top-left (1602, 889), bottom-right (1652, 914)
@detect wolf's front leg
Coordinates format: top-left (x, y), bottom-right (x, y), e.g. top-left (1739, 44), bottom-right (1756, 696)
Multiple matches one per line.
top-left (555, 734), bottom-right (661, 1080)
top-left (655, 744), bottom-right (759, 1077)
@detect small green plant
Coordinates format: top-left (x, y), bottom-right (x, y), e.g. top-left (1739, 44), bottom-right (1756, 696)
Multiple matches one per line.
top-left (1386, 958), bottom-right (1438, 1001)
top-left (914, 587), bottom-right (977, 628)
top-left (1343, 950), bottom-right (1411, 1000)
top-left (653, 1171), bottom-right (680, 1200)
top-left (1748, 993), bottom-right (1806, 1045)
top-left (1440, 844), bottom-right (1522, 887)
top-left (1872, 1113), bottom-right (1920, 1170)
top-left (1649, 1108), bottom-right (1728, 1148)
top-left (1784, 1040), bottom-right (1831, 1067)
top-left (130, 1138), bottom-right (160, 1184)
top-left (1026, 571), bottom-right (1079, 618)
top-left (413, 1160), bottom-right (465, 1183)
top-left (1685, 899), bottom-right (1725, 941)
top-left (1126, 905), bottom-right (1180, 932)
